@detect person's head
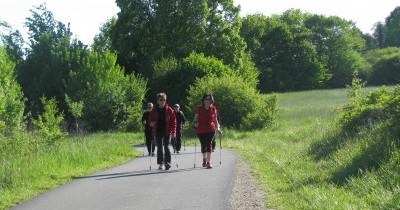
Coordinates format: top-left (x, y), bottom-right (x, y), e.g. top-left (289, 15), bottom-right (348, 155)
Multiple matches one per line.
top-left (201, 94), bottom-right (214, 108)
top-left (173, 104), bottom-right (180, 111)
top-left (156, 92), bottom-right (167, 107)
top-left (146, 102), bottom-right (153, 111)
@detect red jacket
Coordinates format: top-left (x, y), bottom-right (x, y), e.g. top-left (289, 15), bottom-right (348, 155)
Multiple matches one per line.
top-left (148, 104), bottom-right (176, 137)
top-left (196, 104), bottom-right (218, 134)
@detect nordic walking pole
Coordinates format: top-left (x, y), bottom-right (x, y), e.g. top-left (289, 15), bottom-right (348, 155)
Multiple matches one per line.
top-left (173, 137), bottom-right (179, 168)
top-left (142, 127), bottom-right (146, 157)
top-left (194, 133), bottom-right (197, 168)
top-left (149, 138), bottom-right (153, 170)
top-left (183, 127), bottom-right (186, 151)
top-left (219, 131), bottom-right (222, 165)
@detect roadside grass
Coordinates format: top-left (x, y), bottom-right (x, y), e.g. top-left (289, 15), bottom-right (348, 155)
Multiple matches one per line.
top-left (0, 132), bottom-right (142, 209)
top-left (225, 87), bottom-right (399, 209)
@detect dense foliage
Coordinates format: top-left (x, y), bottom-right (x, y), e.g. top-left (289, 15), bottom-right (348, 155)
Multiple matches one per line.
top-left (0, 48), bottom-right (25, 134)
top-left (186, 74), bottom-right (277, 130)
top-left (340, 85), bottom-right (400, 132)
top-left (240, 10), bottom-right (368, 91)
top-left (65, 51), bottom-right (147, 131)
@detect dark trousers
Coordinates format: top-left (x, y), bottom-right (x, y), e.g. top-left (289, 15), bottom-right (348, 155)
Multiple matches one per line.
top-left (156, 135), bottom-right (171, 165)
top-left (173, 130), bottom-right (182, 152)
top-left (197, 132), bottom-right (215, 153)
top-left (145, 129), bottom-right (155, 154)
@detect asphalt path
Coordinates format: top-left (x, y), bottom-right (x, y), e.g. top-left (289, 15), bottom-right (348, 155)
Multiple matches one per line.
top-left (12, 144), bottom-right (237, 210)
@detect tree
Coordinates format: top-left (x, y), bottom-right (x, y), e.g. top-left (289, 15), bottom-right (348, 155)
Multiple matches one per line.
top-left (92, 17), bottom-right (117, 52)
top-left (111, 0), bottom-right (248, 76)
top-left (304, 13), bottom-right (368, 87)
top-left (0, 21), bottom-right (24, 64)
top-left (241, 10), bottom-right (328, 92)
top-left (240, 14), bottom-right (268, 57)
top-left (65, 50), bottom-right (147, 131)
top-left (384, 7), bottom-right (400, 47)
top-left (17, 4), bottom-right (76, 115)
top-left (372, 21), bottom-right (386, 49)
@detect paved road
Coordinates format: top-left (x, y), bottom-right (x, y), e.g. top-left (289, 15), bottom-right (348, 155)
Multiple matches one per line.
top-left (12, 145), bottom-right (237, 210)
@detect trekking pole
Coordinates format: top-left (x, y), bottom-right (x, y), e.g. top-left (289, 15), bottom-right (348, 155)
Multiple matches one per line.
top-left (219, 132), bottom-right (222, 165)
top-left (173, 137), bottom-right (179, 168)
top-left (142, 128), bottom-right (146, 157)
top-left (149, 138), bottom-right (153, 170)
top-left (183, 127), bottom-right (186, 151)
top-left (194, 133), bottom-right (197, 168)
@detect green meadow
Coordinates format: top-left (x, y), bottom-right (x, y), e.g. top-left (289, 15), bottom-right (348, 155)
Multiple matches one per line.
top-left (226, 87), bottom-right (399, 209)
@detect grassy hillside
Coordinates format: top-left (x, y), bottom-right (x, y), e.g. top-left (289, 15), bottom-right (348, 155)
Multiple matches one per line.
top-left (226, 87), bottom-right (399, 209)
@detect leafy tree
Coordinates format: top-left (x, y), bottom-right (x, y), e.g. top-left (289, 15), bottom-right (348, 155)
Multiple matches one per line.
top-left (304, 13), bottom-right (368, 87)
top-left (384, 7), bottom-right (400, 47)
top-left (242, 10), bottom-right (329, 92)
top-left (65, 50), bottom-right (147, 131)
top-left (372, 22), bottom-right (386, 49)
top-left (0, 21), bottom-right (24, 64)
top-left (111, 0), bottom-right (248, 76)
top-left (240, 14), bottom-right (268, 58)
top-left (92, 17), bottom-right (117, 52)
top-left (17, 4), bottom-right (77, 115)
top-left (0, 48), bottom-right (26, 134)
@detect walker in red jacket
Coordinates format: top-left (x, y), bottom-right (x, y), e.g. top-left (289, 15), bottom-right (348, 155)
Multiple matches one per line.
top-left (148, 93), bottom-right (176, 170)
top-left (193, 94), bottom-right (221, 169)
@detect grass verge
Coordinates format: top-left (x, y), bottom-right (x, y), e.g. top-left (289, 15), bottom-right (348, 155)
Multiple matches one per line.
top-left (225, 87), bottom-right (399, 209)
top-left (0, 132), bottom-right (142, 209)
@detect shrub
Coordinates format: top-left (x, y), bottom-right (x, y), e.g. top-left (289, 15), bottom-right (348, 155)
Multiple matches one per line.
top-left (368, 55), bottom-right (400, 86)
top-left (33, 97), bottom-right (65, 144)
top-left (65, 51), bottom-right (147, 131)
top-left (0, 48), bottom-right (25, 134)
top-left (186, 74), bottom-right (277, 130)
top-left (151, 53), bottom-right (259, 106)
top-left (340, 85), bottom-right (400, 132)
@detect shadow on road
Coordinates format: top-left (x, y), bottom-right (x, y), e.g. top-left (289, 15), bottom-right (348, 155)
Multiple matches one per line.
top-left (72, 167), bottom-right (204, 181)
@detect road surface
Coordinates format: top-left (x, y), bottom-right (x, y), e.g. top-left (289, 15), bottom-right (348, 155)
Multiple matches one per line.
top-left (12, 145), bottom-right (237, 210)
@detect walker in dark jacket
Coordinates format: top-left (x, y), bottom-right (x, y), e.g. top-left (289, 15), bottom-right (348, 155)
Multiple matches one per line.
top-left (172, 104), bottom-right (185, 153)
top-left (148, 93), bottom-right (176, 170)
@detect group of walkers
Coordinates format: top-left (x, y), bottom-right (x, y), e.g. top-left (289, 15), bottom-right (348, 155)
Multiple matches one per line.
top-left (141, 92), bottom-right (221, 170)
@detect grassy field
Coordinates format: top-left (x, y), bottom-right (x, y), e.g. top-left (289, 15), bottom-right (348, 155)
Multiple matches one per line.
top-left (225, 87), bottom-right (400, 209)
top-left (0, 132), bottom-right (143, 209)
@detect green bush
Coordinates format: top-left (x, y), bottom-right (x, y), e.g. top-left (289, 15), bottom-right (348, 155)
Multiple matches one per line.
top-left (65, 51), bottom-right (147, 131)
top-left (186, 74), bottom-right (277, 130)
top-left (340, 85), bottom-right (400, 132)
top-left (33, 97), bottom-right (65, 144)
top-left (368, 55), bottom-right (400, 85)
top-left (151, 53), bottom-right (259, 106)
top-left (0, 48), bottom-right (25, 134)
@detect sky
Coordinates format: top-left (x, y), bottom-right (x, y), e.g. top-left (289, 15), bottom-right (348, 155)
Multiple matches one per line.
top-left (0, 0), bottom-right (399, 45)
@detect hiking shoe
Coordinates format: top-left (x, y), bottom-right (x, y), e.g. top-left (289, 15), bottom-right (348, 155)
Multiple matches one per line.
top-left (206, 162), bottom-right (213, 169)
top-left (176, 151), bottom-right (180, 154)
top-left (202, 158), bottom-right (207, 167)
top-left (165, 164), bottom-right (171, 170)
top-left (158, 165), bottom-right (164, 170)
